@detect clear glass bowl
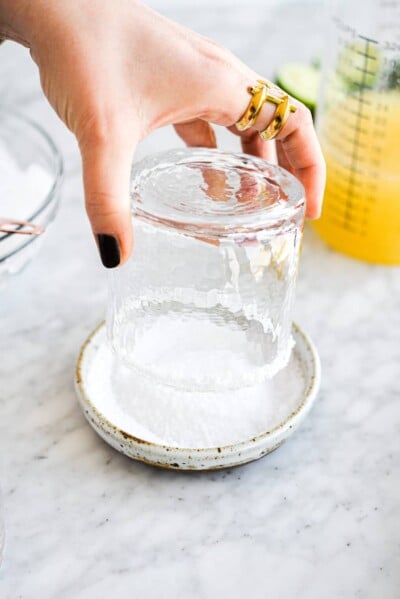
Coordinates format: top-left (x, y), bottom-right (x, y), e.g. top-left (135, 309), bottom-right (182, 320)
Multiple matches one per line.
top-left (0, 109), bottom-right (63, 286)
top-left (0, 488), bottom-right (4, 568)
top-left (108, 148), bottom-right (305, 392)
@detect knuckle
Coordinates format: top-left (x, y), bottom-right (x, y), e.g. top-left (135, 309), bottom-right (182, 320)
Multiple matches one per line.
top-left (78, 112), bottom-right (116, 147)
top-left (77, 101), bottom-right (132, 149)
top-left (85, 191), bottom-right (120, 217)
top-left (199, 37), bottom-right (233, 65)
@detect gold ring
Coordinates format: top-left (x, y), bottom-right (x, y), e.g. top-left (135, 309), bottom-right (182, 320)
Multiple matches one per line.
top-left (260, 95), bottom-right (291, 140)
top-left (235, 79), bottom-right (296, 140)
top-left (235, 81), bottom-right (268, 131)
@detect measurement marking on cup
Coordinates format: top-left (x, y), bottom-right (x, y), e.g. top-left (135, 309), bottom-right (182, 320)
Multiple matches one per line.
top-left (351, 80), bottom-right (371, 89)
top-left (324, 129), bottom-right (366, 150)
top-left (355, 51), bottom-right (377, 59)
top-left (346, 109), bottom-right (368, 119)
top-left (358, 97), bottom-right (371, 106)
top-left (343, 36), bottom-right (379, 230)
top-left (354, 66), bottom-right (377, 76)
top-left (358, 34), bottom-right (379, 45)
top-left (352, 124), bottom-right (368, 134)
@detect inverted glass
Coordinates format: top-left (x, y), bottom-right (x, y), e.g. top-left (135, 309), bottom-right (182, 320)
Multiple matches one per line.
top-left (107, 148), bottom-right (305, 392)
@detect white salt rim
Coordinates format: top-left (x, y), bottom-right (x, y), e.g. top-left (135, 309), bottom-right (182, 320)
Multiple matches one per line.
top-left (85, 337), bottom-right (306, 449)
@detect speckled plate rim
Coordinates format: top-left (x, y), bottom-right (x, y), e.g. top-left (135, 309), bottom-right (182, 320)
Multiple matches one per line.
top-left (75, 321), bottom-right (321, 471)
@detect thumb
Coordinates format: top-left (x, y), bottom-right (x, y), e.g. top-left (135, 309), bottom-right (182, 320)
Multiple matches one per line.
top-left (79, 127), bottom-right (136, 268)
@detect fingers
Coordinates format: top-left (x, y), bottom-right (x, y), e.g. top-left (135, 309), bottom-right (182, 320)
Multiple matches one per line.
top-left (234, 102), bottom-right (325, 219)
top-left (277, 105), bottom-right (325, 219)
top-left (196, 49), bottom-right (324, 217)
top-left (174, 119), bottom-right (260, 205)
top-left (79, 126), bottom-right (136, 267)
top-left (174, 119), bottom-right (217, 149)
top-left (196, 56), bottom-right (325, 217)
top-left (227, 125), bottom-right (276, 162)
top-left (202, 168), bottom-right (230, 202)
top-left (252, 101), bottom-right (326, 219)
top-left (175, 119), bottom-right (228, 202)
top-left (276, 140), bottom-right (293, 174)
top-left (240, 132), bottom-right (276, 163)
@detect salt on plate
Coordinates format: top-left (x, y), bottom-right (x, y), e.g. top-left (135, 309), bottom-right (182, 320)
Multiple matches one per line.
top-left (0, 141), bottom-right (53, 223)
top-left (86, 334), bottom-right (306, 449)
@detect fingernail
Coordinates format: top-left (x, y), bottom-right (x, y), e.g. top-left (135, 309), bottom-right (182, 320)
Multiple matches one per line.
top-left (96, 234), bottom-right (120, 268)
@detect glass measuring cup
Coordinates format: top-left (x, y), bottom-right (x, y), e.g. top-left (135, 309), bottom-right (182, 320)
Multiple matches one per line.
top-left (107, 149), bottom-right (305, 392)
top-left (313, 0), bottom-right (400, 264)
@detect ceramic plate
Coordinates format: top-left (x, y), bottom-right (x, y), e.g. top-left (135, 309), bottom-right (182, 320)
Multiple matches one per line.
top-left (75, 322), bottom-right (320, 471)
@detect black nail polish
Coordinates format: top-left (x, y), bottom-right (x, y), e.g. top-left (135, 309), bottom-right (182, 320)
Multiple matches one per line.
top-left (96, 234), bottom-right (120, 268)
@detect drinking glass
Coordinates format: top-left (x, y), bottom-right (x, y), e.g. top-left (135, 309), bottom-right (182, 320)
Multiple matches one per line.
top-left (107, 148), bottom-right (305, 392)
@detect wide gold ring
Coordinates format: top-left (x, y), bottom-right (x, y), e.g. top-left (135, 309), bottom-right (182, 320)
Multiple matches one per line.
top-left (235, 81), bottom-right (268, 131)
top-left (235, 79), bottom-right (296, 140)
top-left (260, 95), bottom-right (292, 140)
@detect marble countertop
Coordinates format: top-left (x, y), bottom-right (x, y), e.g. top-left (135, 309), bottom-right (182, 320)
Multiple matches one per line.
top-left (1, 2), bottom-right (400, 597)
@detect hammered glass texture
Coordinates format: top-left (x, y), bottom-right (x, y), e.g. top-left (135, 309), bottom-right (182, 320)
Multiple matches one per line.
top-left (108, 149), bottom-right (305, 392)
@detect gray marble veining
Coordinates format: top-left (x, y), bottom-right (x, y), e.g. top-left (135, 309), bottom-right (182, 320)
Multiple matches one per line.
top-left (1, 2), bottom-right (400, 598)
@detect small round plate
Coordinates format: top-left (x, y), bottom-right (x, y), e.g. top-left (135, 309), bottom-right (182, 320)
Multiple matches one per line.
top-left (75, 322), bottom-right (321, 471)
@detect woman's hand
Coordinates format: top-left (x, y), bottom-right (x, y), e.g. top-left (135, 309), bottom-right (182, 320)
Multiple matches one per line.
top-left (0, 0), bottom-right (325, 267)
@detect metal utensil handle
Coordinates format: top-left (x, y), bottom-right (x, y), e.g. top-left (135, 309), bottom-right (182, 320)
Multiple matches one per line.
top-left (0, 217), bottom-right (45, 235)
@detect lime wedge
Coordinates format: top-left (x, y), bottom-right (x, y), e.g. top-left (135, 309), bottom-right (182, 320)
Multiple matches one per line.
top-left (276, 62), bottom-right (320, 116)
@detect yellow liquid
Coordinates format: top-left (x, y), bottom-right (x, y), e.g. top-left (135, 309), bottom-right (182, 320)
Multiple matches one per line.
top-left (313, 90), bottom-right (400, 264)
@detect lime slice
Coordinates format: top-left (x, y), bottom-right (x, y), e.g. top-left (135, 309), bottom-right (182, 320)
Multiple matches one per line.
top-left (276, 62), bottom-right (320, 116)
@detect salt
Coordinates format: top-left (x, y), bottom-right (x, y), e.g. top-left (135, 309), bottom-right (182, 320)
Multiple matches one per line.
top-left (86, 330), bottom-right (306, 449)
top-left (0, 141), bottom-right (53, 221)
top-left (114, 291), bottom-right (294, 391)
